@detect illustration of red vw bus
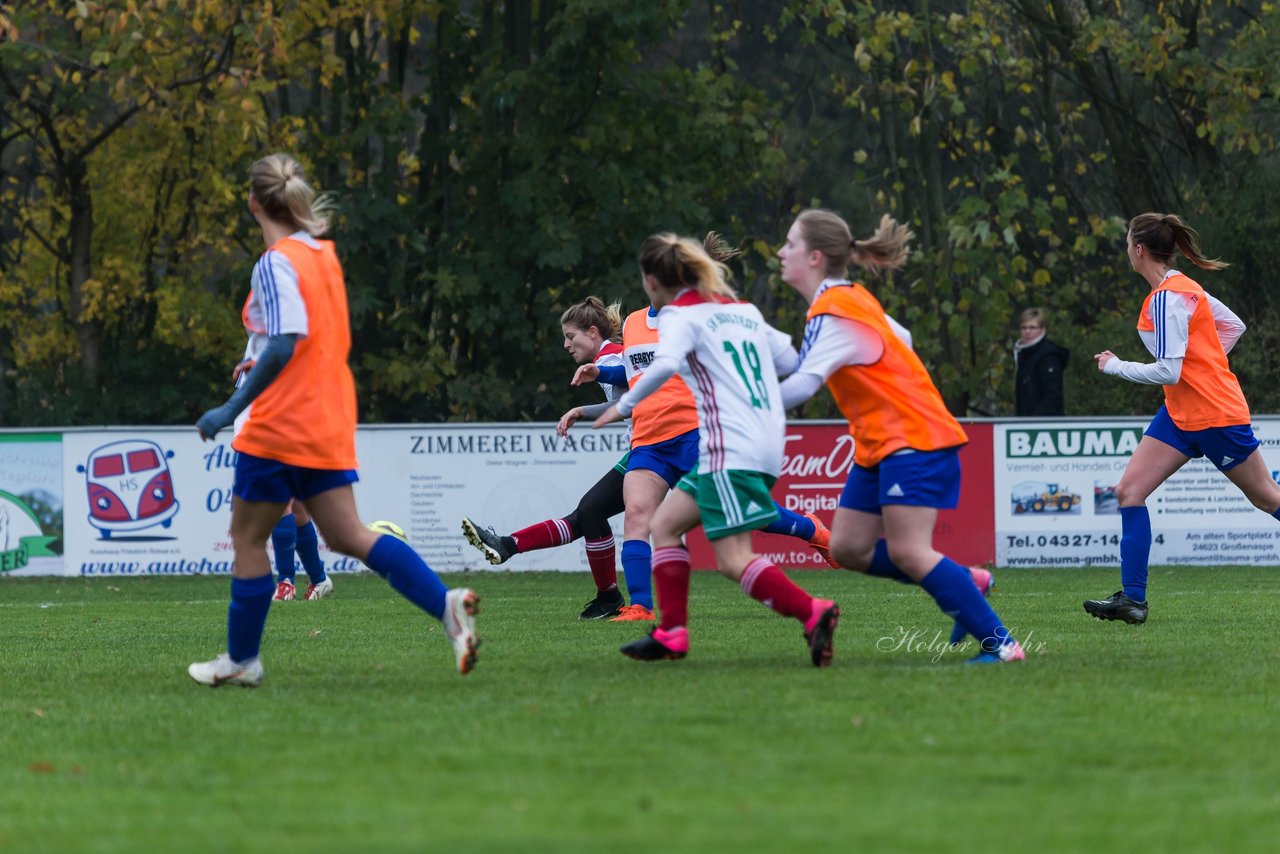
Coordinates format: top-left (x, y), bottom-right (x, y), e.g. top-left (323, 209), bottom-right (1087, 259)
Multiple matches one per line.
top-left (77, 440), bottom-right (179, 538)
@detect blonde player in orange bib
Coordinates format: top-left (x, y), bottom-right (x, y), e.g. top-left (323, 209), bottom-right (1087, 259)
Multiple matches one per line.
top-left (776, 209), bottom-right (1023, 664)
top-left (1084, 213), bottom-right (1280, 625)
top-left (190, 153), bottom-right (479, 686)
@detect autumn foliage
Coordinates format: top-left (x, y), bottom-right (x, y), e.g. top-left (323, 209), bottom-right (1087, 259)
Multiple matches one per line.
top-left (2, 1), bottom-right (1279, 425)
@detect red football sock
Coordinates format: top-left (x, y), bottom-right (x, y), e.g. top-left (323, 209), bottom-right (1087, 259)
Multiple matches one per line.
top-left (584, 536), bottom-right (618, 592)
top-left (652, 546), bottom-right (691, 630)
top-left (740, 557), bottom-right (813, 622)
top-left (510, 518), bottom-right (576, 553)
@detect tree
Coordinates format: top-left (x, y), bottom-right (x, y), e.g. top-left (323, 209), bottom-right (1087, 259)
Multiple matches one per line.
top-left (3, 0), bottom-right (1279, 427)
top-left (248, 1), bottom-right (788, 422)
top-left (0, 0), bottom-right (249, 423)
top-left (756, 0), bottom-right (1280, 416)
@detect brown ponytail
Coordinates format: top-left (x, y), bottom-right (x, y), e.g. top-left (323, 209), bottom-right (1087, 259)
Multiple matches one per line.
top-left (796, 209), bottom-right (913, 277)
top-left (1128, 212), bottom-right (1228, 271)
top-left (561, 296), bottom-right (623, 343)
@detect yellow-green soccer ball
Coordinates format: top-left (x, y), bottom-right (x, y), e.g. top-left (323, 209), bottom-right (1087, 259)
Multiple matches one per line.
top-left (367, 520), bottom-right (408, 542)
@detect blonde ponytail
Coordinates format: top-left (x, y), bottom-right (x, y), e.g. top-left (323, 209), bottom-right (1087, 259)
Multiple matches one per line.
top-left (249, 153), bottom-right (332, 237)
top-left (637, 232), bottom-right (737, 301)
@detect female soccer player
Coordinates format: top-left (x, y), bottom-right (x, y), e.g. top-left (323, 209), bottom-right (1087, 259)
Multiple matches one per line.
top-left (595, 233), bottom-right (840, 667)
top-left (225, 347), bottom-right (331, 603)
top-left (466, 274), bottom-right (833, 622)
top-left (568, 297), bottom-right (704, 623)
top-left (191, 152), bottom-right (479, 685)
top-left (775, 209), bottom-right (1022, 663)
top-left (574, 300), bottom-right (838, 619)
top-left (462, 297), bottom-right (635, 619)
top-left (1084, 213), bottom-right (1280, 624)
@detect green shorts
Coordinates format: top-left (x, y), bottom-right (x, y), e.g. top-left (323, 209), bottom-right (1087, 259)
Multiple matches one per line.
top-left (612, 451), bottom-right (630, 475)
top-left (676, 470), bottom-right (778, 541)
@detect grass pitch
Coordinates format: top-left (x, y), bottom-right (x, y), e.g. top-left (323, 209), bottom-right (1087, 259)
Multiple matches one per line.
top-left (2, 566), bottom-right (1278, 852)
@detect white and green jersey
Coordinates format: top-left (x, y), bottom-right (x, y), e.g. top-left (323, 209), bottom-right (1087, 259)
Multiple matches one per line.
top-left (615, 289), bottom-right (799, 476)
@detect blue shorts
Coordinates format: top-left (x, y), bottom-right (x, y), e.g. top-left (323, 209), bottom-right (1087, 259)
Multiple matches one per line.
top-left (233, 451), bottom-right (359, 503)
top-left (839, 447), bottom-right (962, 513)
top-left (627, 429), bottom-right (699, 488)
top-left (1145, 405), bottom-right (1259, 472)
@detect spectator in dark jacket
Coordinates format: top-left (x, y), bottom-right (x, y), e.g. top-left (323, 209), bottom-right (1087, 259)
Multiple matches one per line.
top-left (1014, 308), bottom-right (1069, 415)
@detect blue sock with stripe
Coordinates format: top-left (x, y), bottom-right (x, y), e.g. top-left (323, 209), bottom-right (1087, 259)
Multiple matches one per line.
top-left (919, 557), bottom-right (1009, 652)
top-left (365, 534), bottom-right (447, 620)
top-left (227, 574), bottom-right (275, 663)
top-left (762, 503), bottom-right (816, 540)
top-left (295, 520), bottom-right (327, 584)
top-left (271, 513), bottom-right (297, 582)
top-left (1120, 506), bottom-right (1151, 602)
top-left (621, 539), bottom-right (654, 610)
top-left (866, 539), bottom-right (914, 584)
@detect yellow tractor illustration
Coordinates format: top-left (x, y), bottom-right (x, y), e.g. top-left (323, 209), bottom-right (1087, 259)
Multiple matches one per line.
top-left (1011, 481), bottom-right (1081, 513)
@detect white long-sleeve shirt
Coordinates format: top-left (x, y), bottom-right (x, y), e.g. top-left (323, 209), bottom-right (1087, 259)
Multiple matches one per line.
top-left (615, 291), bottom-right (798, 475)
top-left (779, 279), bottom-right (914, 409)
top-left (1103, 271), bottom-right (1245, 385)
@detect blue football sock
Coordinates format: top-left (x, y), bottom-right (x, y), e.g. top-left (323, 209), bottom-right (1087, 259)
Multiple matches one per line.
top-left (1120, 506), bottom-right (1151, 602)
top-left (227, 574), bottom-right (275, 663)
top-left (271, 513), bottom-right (297, 582)
top-left (762, 503), bottom-right (816, 540)
top-left (294, 520), bottom-right (327, 584)
top-left (620, 539), bottom-right (654, 610)
top-left (365, 534), bottom-right (447, 621)
top-left (919, 557), bottom-right (1010, 652)
top-left (866, 539), bottom-right (914, 585)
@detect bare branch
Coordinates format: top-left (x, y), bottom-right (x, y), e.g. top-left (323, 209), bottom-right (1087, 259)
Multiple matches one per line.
top-left (0, 65), bottom-right (66, 169)
top-left (75, 102), bottom-right (143, 163)
top-left (167, 15), bottom-right (240, 90)
top-left (19, 218), bottom-right (61, 259)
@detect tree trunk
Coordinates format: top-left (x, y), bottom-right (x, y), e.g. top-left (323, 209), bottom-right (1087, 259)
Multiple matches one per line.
top-left (65, 159), bottom-right (102, 391)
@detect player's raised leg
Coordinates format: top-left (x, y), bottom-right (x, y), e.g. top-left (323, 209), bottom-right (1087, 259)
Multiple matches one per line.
top-left (310, 486), bottom-right (480, 675)
top-left (702, 477), bottom-right (839, 667)
top-left (877, 504), bottom-right (1022, 663)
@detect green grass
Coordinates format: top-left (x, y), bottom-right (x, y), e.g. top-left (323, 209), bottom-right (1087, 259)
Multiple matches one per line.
top-left (2, 567), bottom-right (1278, 853)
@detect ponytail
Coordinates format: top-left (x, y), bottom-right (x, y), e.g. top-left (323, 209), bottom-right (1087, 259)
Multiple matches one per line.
top-left (637, 232), bottom-right (737, 301)
top-left (702, 231), bottom-right (742, 264)
top-left (1128, 212), bottom-right (1228, 271)
top-left (796, 209), bottom-right (913, 277)
top-left (249, 153), bottom-right (333, 237)
top-left (850, 214), bottom-right (914, 272)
